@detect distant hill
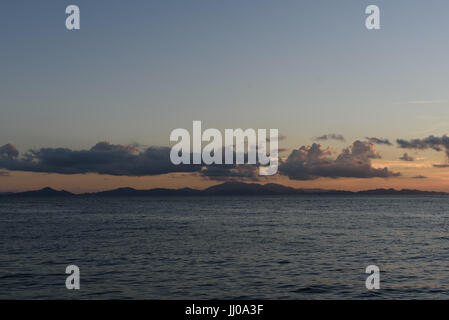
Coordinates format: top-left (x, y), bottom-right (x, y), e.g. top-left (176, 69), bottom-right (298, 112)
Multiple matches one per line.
top-left (204, 182), bottom-right (304, 195)
top-left (84, 187), bottom-right (202, 197)
top-left (5, 187), bottom-right (73, 197)
top-left (1, 183), bottom-right (448, 197)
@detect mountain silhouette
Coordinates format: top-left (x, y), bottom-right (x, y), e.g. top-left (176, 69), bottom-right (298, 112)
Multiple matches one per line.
top-left (6, 187), bottom-right (73, 197)
top-left (1, 183), bottom-right (447, 197)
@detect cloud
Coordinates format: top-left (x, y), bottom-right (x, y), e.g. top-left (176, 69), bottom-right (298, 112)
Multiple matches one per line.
top-left (315, 134), bottom-right (345, 142)
top-left (0, 142), bottom-right (264, 181)
top-left (366, 137), bottom-right (392, 146)
top-left (397, 135), bottom-right (449, 155)
top-left (0, 142), bottom-right (202, 176)
top-left (0, 140), bottom-right (401, 181)
top-left (411, 175), bottom-right (427, 179)
top-left (433, 164), bottom-right (449, 168)
top-left (200, 165), bottom-right (260, 181)
top-left (197, 147), bottom-right (270, 181)
top-left (278, 141), bottom-right (399, 180)
top-left (399, 153), bottom-right (414, 162)
top-left (0, 144), bottom-right (19, 159)
top-left (397, 135), bottom-right (449, 167)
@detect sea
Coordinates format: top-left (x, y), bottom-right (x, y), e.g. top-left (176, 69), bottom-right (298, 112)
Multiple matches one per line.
top-left (1, 196), bottom-right (449, 299)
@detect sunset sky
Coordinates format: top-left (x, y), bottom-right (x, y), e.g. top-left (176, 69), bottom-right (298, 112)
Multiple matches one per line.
top-left (2, 0), bottom-right (449, 193)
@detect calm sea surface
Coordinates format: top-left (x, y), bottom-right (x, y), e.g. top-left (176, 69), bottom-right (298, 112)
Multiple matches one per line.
top-left (1, 196), bottom-right (449, 299)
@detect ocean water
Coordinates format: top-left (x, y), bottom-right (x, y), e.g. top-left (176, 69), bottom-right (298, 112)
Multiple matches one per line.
top-left (1, 196), bottom-right (449, 299)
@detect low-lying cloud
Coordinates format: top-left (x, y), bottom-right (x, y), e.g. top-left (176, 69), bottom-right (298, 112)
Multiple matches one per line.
top-left (433, 164), bottom-right (449, 168)
top-left (1, 140), bottom-right (401, 181)
top-left (0, 142), bottom-right (264, 181)
top-left (278, 141), bottom-right (399, 180)
top-left (0, 142), bottom-right (201, 176)
top-left (200, 165), bottom-right (260, 180)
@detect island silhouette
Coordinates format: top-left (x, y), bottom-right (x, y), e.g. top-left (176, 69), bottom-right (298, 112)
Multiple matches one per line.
top-left (2, 182), bottom-right (448, 197)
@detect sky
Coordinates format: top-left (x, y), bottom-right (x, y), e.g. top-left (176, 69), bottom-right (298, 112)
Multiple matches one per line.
top-left (2, 0), bottom-right (449, 192)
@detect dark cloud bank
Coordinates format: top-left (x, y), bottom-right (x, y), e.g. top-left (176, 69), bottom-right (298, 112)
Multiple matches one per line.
top-left (0, 142), bottom-right (200, 176)
top-left (278, 141), bottom-right (399, 180)
top-left (397, 135), bottom-right (449, 155)
top-left (0, 142), bottom-right (257, 179)
top-left (397, 135), bottom-right (449, 167)
top-left (0, 140), bottom-right (399, 181)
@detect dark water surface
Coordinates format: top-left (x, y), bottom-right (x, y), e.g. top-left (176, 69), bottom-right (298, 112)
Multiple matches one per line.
top-left (1, 196), bottom-right (449, 299)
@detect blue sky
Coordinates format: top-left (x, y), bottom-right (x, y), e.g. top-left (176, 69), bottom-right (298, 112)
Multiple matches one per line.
top-left (2, 0), bottom-right (449, 151)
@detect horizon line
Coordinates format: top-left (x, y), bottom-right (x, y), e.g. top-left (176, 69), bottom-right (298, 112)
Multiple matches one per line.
top-left (2, 182), bottom-right (449, 196)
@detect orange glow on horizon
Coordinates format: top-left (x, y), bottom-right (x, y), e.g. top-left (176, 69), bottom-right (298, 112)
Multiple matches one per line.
top-left (2, 166), bottom-right (449, 194)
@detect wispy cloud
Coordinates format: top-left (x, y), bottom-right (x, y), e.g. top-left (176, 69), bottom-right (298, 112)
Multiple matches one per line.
top-left (411, 121), bottom-right (449, 136)
top-left (394, 100), bottom-right (446, 105)
top-left (314, 134), bottom-right (345, 142)
top-left (366, 137), bottom-right (392, 146)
